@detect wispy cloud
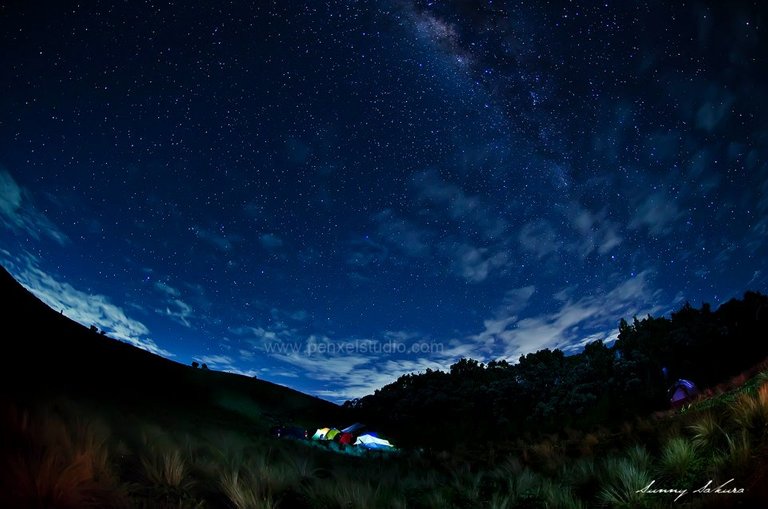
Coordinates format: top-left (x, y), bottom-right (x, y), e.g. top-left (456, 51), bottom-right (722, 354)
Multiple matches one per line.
top-left (568, 205), bottom-right (623, 257)
top-left (7, 256), bottom-right (172, 357)
top-left (312, 357), bottom-right (447, 401)
top-left (452, 244), bottom-right (509, 283)
top-left (518, 219), bottom-right (560, 258)
top-left (273, 347), bottom-right (443, 401)
top-left (373, 209), bottom-right (430, 257)
top-left (345, 238), bottom-right (388, 268)
top-left (467, 270), bottom-right (665, 362)
top-left (194, 354), bottom-right (260, 378)
top-left (151, 280), bottom-right (194, 327)
top-left (154, 280), bottom-right (180, 297)
top-left (162, 298), bottom-right (194, 328)
top-left (629, 191), bottom-right (683, 236)
top-left (0, 169), bottom-right (69, 245)
top-left (496, 285), bottom-right (536, 317)
top-left (259, 233), bottom-right (284, 249)
top-left (192, 226), bottom-right (239, 251)
top-left (413, 170), bottom-right (506, 239)
top-left (271, 307), bottom-right (309, 323)
top-left (222, 274), bottom-right (665, 403)
top-left (229, 322), bottom-right (448, 401)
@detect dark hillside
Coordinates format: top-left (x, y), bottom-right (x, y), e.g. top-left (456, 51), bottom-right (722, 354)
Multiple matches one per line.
top-left (0, 266), bottom-right (345, 432)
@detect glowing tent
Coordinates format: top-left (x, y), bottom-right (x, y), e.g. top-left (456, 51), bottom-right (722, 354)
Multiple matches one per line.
top-left (341, 423), bottom-right (366, 434)
top-left (311, 427), bottom-right (330, 440)
top-left (354, 433), bottom-right (395, 450)
top-left (670, 379), bottom-right (698, 407)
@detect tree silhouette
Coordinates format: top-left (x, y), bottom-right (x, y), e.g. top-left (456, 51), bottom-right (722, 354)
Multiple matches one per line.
top-left (351, 291), bottom-right (768, 447)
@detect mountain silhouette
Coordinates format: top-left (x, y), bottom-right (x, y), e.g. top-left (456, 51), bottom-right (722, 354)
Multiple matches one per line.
top-left (0, 265), bottom-right (344, 430)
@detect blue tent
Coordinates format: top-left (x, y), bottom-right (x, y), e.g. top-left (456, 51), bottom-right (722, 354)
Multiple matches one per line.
top-left (670, 379), bottom-right (698, 407)
top-left (341, 423), bottom-right (366, 434)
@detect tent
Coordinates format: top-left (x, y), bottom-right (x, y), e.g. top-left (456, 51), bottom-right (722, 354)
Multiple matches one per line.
top-left (338, 432), bottom-right (354, 445)
top-left (670, 379), bottom-right (698, 407)
top-left (341, 423), bottom-right (366, 434)
top-left (354, 433), bottom-right (395, 450)
top-left (311, 427), bottom-right (330, 440)
top-left (326, 428), bottom-right (340, 441)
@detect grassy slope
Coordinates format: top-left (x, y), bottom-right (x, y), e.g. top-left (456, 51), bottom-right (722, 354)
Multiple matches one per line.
top-left (0, 265), bottom-right (346, 433)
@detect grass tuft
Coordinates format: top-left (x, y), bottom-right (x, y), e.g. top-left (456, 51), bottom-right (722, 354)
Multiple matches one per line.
top-left (658, 436), bottom-right (701, 484)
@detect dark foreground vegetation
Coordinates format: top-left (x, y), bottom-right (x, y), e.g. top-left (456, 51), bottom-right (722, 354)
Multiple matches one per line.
top-left (1, 266), bottom-right (767, 507)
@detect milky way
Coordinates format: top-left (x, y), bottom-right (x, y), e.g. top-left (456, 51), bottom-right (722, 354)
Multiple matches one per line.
top-left (1, 1), bottom-right (766, 401)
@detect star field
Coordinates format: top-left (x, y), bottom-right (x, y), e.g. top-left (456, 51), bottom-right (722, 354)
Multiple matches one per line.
top-left (1, 0), bottom-right (766, 401)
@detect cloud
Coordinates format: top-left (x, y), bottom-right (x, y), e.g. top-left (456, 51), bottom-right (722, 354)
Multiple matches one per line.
top-left (273, 347), bottom-right (448, 401)
top-left (373, 209), bottom-right (429, 257)
top-left (259, 233), bottom-right (284, 249)
top-left (496, 286), bottom-right (536, 316)
top-left (232, 325), bottom-right (280, 343)
top-left (192, 226), bottom-right (239, 251)
top-left (467, 271), bottom-right (664, 362)
top-left (239, 348), bottom-right (254, 359)
top-left (232, 324), bottom-right (449, 402)
top-left (313, 357), bottom-right (449, 401)
top-left (629, 191), bottom-right (683, 236)
top-left (0, 169), bottom-right (69, 245)
top-left (695, 91), bottom-right (734, 132)
top-left (8, 257), bottom-right (172, 357)
top-left (413, 170), bottom-right (506, 238)
top-left (518, 219), bottom-right (560, 258)
top-left (154, 281), bottom-right (180, 297)
top-left (568, 205), bottom-right (623, 257)
top-left (453, 244), bottom-right (509, 283)
top-left (230, 318), bottom-right (300, 347)
top-left (162, 298), bottom-right (194, 328)
top-left (194, 354), bottom-right (260, 378)
top-left (222, 273), bottom-right (662, 403)
top-left (0, 170), bottom-right (21, 217)
top-left (151, 280), bottom-right (194, 327)
top-left (346, 238), bottom-right (388, 268)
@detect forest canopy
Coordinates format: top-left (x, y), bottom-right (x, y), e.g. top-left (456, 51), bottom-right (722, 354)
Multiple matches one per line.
top-left (347, 292), bottom-right (768, 447)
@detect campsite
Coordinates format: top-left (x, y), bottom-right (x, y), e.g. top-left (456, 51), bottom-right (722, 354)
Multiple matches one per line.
top-left (3, 265), bottom-right (768, 507)
top-left (273, 421), bottom-right (398, 454)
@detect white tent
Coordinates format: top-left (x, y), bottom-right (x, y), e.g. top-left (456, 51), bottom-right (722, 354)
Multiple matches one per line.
top-left (354, 433), bottom-right (394, 450)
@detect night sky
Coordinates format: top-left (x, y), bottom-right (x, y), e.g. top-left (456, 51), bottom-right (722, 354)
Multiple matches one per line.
top-left (1, 1), bottom-right (766, 401)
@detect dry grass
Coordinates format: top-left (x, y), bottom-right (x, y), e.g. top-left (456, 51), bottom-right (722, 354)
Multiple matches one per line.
top-left (730, 385), bottom-right (768, 433)
top-left (598, 457), bottom-right (654, 509)
top-left (140, 447), bottom-right (190, 489)
top-left (688, 412), bottom-right (723, 450)
top-left (0, 401), bottom-right (125, 509)
top-left (219, 466), bottom-right (276, 509)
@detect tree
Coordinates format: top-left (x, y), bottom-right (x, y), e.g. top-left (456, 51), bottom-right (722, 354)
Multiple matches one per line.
top-left (191, 361), bottom-right (199, 368)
